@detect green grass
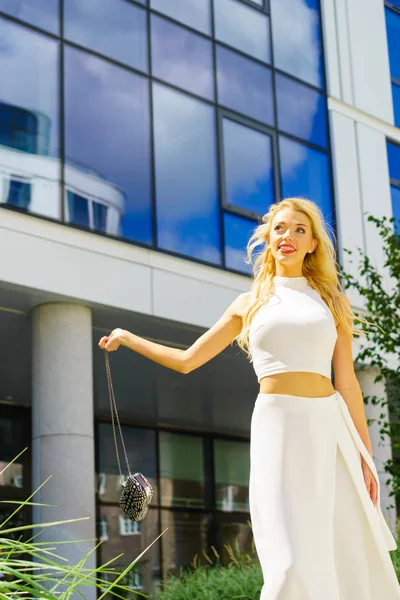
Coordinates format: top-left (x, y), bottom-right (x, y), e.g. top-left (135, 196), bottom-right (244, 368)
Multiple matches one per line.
top-left (0, 448), bottom-right (163, 599)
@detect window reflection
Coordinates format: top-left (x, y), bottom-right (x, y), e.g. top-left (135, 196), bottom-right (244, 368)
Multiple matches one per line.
top-left (392, 83), bottom-right (400, 128)
top-left (64, 0), bottom-right (148, 72)
top-left (270, 0), bottom-right (323, 88)
top-left (214, 0), bottom-right (271, 63)
top-left (151, 15), bottom-right (214, 100)
top-left (214, 440), bottom-right (250, 512)
top-left (150, 0), bottom-right (211, 35)
top-left (279, 136), bottom-right (334, 234)
top-left (223, 212), bottom-right (255, 274)
top-left (276, 73), bottom-right (327, 148)
top-left (217, 515), bottom-right (254, 566)
top-left (97, 424), bottom-right (158, 505)
top-left (98, 505), bottom-right (160, 596)
top-left (222, 118), bottom-right (275, 216)
top-left (0, 418), bottom-right (24, 488)
top-left (387, 141), bottom-right (400, 182)
top-left (0, 20), bottom-right (60, 220)
top-left (390, 185), bottom-right (400, 235)
top-left (386, 7), bottom-right (400, 82)
top-left (153, 83), bottom-right (222, 264)
top-left (159, 432), bottom-right (205, 508)
top-left (217, 46), bottom-right (274, 125)
top-left (64, 47), bottom-right (152, 244)
top-left (0, 0), bottom-right (58, 33)
top-left (160, 510), bottom-right (208, 578)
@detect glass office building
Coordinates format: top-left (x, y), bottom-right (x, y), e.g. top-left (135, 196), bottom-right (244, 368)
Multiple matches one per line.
top-left (0, 1), bottom-right (398, 597)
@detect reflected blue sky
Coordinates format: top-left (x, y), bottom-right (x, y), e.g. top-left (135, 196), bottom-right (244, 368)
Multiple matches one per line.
top-left (279, 135), bottom-right (334, 234)
top-left (390, 185), bottom-right (400, 235)
top-left (64, 0), bottom-right (148, 73)
top-left (217, 45), bottom-right (274, 125)
top-left (153, 83), bottom-right (221, 264)
top-left (150, 0), bottom-right (211, 35)
top-left (64, 47), bottom-right (152, 244)
top-left (387, 141), bottom-right (400, 182)
top-left (223, 119), bottom-right (275, 216)
top-left (276, 73), bottom-right (327, 148)
top-left (0, 0), bottom-right (58, 33)
top-left (386, 7), bottom-right (400, 81)
top-left (270, 0), bottom-right (323, 89)
top-left (224, 212), bottom-right (255, 274)
top-left (151, 15), bottom-right (214, 100)
top-left (0, 18), bottom-right (59, 157)
top-left (392, 83), bottom-right (400, 128)
top-left (214, 0), bottom-right (270, 63)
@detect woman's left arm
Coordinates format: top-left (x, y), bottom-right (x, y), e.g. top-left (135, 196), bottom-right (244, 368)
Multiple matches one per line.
top-left (332, 300), bottom-right (378, 505)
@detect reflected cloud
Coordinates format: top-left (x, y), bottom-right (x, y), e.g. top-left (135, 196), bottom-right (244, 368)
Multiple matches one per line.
top-left (223, 119), bottom-right (275, 215)
top-left (151, 14), bottom-right (214, 100)
top-left (150, 0), bottom-right (211, 35)
top-left (153, 83), bottom-right (221, 262)
top-left (64, 0), bottom-right (148, 72)
top-left (271, 0), bottom-right (322, 88)
top-left (276, 74), bottom-right (326, 147)
top-left (214, 0), bottom-right (270, 63)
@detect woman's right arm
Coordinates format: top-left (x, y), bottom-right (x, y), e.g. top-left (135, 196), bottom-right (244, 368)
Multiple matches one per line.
top-left (98, 292), bottom-right (250, 374)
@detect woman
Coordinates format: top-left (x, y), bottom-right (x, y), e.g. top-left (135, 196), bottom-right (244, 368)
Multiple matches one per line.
top-left (99, 198), bottom-right (400, 599)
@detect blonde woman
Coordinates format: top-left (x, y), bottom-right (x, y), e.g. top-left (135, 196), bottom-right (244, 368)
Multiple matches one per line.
top-left (99, 198), bottom-right (400, 599)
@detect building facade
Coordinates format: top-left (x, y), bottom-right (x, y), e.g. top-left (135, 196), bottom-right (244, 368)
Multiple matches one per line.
top-left (0, 0), bottom-right (399, 597)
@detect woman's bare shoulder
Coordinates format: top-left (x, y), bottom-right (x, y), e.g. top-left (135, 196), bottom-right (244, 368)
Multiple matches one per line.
top-left (227, 291), bottom-right (252, 319)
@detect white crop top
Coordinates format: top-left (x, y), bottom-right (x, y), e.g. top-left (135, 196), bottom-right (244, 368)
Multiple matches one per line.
top-left (249, 276), bottom-right (338, 383)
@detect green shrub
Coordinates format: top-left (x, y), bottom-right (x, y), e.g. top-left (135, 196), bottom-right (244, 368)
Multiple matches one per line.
top-left (153, 540), bottom-right (263, 600)
top-left (153, 526), bottom-right (400, 599)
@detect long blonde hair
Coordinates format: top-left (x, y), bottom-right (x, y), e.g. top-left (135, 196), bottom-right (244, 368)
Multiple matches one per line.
top-left (235, 198), bottom-right (371, 358)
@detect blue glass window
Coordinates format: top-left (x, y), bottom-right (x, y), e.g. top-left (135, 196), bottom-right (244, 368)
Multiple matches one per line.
top-left (386, 8), bottom-right (400, 82)
top-left (390, 185), bottom-right (400, 235)
top-left (6, 180), bottom-right (31, 210)
top-left (93, 202), bottom-right (108, 233)
top-left (67, 191), bottom-right (89, 228)
top-left (224, 213), bottom-right (255, 274)
top-left (276, 73), bottom-right (327, 148)
top-left (270, 0), bottom-right (324, 89)
top-left (222, 118), bottom-right (275, 216)
top-left (279, 136), bottom-right (334, 232)
top-left (216, 46), bottom-right (274, 125)
top-left (64, 47), bottom-right (152, 244)
top-left (151, 15), bottom-right (214, 100)
top-left (150, 0), bottom-right (211, 35)
top-left (64, 0), bottom-right (148, 72)
top-left (387, 141), bottom-right (400, 182)
top-left (153, 83), bottom-right (221, 264)
top-left (0, 0), bottom-right (58, 34)
top-left (214, 0), bottom-right (270, 63)
top-left (0, 19), bottom-right (60, 220)
top-left (392, 82), bottom-right (400, 128)
top-left (389, 0), bottom-right (400, 8)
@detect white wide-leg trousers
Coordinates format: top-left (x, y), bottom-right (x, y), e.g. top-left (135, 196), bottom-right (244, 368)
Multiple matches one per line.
top-left (249, 390), bottom-right (400, 600)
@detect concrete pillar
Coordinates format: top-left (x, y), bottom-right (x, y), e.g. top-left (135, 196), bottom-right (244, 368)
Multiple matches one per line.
top-left (31, 303), bottom-right (96, 600)
top-left (357, 366), bottom-right (398, 534)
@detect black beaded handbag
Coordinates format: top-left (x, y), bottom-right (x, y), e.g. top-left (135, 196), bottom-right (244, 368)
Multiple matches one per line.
top-left (104, 350), bottom-right (154, 521)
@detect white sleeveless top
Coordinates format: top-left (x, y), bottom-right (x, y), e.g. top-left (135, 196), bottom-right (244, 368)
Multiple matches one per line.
top-left (249, 276), bottom-right (338, 383)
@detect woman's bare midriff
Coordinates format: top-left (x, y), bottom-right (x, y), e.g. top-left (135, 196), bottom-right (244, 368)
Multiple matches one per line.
top-left (259, 372), bottom-right (335, 398)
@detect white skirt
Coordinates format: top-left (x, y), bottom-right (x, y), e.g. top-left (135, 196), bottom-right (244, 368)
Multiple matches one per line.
top-left (249, 390), bottom-right (400, 600)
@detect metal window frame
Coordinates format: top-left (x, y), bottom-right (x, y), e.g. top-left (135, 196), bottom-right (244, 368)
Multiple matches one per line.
top-left (0, 0), bottom-right (336, 277)
top-left (218, 108), bottom-right (280, 221)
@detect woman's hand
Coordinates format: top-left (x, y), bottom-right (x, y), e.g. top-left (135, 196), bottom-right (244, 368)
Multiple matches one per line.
top-left (361, 456), bottom-right (378, 507)
top-left (98, 328), bottom-right (126, 352)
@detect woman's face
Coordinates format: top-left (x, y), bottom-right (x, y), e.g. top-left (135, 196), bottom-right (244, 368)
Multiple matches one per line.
top-left (266, 207), bottom-right (317, 270)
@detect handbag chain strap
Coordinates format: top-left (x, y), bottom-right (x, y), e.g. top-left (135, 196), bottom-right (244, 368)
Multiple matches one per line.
top-left (104, 350), bottom-right (132, 485)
